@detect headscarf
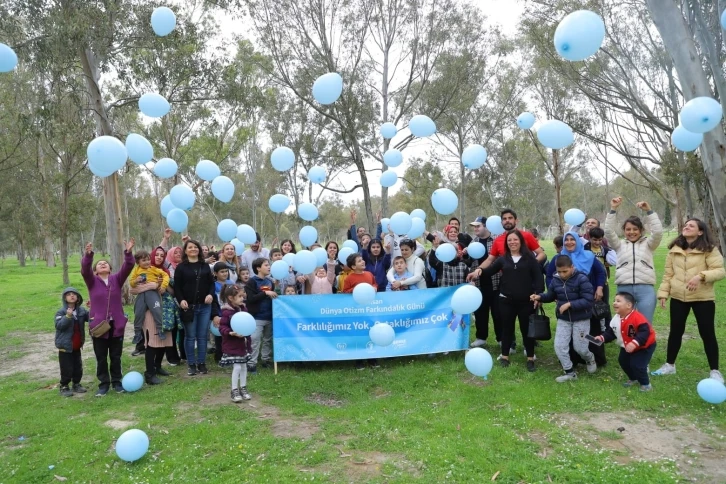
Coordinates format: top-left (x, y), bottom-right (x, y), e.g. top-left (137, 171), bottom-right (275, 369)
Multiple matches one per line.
top-left (561, 231), bottom-right (595, 275)
top-left (443, 225), bottom-right (464, 257)
top-left (165, 246), bottom-right (182, 276)
top-left (152, 246), bottom-right (170, 276)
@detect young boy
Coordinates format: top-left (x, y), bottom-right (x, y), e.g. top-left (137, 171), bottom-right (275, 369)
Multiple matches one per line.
top-left (130, 250), bottom-right (169, 356)
top-left (211, 262), bottom-right (232, 364)
top-left (531, 255), bottom-right (595, 380)
top-left (595, 292), bottom-right (656, 391)
top-left (238, 267), bottom-right (251, 286)
top-left (342, 253), bottom-right (379, 369)
top-left (55, 287), bottom-right (90, 397)
top-left (544, 235), bottom-right (564, 289)
top-left (283, 286), bottom-right (297, 296)
top-left (245, 258), bottom-right (277, 373)
top-left (386, 256), bottom-right (417, 291)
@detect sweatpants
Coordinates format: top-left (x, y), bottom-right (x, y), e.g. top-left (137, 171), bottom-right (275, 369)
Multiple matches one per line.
top-left (667, 299), bottom-right (718, 370)
top-left (555, 319), bottom-right (594, 371)
top-left (250, 319), bottom-right (272, 366)
top-left (59, 350), bottom-right (83, 386)
top-left (499, 298), bottom-right (534, 358)
top-left (133, 291), bottom-right (162, 344)
top-left (619, 343), bottom-right (656, 385)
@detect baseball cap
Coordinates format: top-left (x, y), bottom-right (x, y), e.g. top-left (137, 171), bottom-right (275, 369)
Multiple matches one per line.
top-left (469, 216), bottom-right (485, 226)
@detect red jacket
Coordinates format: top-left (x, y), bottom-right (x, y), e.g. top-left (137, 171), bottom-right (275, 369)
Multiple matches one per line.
top-left (342, 271), bottom-right (377, 293)
top-left (605, 309), bottom-right (656, 350)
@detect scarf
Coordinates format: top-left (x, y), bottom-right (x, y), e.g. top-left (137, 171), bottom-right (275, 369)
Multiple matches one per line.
top-left (152, 246), bottom-right (170, 276)
top-left (560, 231), bottom-right (595, 275)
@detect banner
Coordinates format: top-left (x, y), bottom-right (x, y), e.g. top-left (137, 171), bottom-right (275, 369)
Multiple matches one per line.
top-left (272, 286), bottom-right (470, 362)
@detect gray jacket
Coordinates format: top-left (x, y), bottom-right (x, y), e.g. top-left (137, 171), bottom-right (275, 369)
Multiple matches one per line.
top-left (55, 287), bottom-right (89, 352)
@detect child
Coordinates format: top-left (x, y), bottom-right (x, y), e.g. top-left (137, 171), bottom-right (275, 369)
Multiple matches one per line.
top-left (245, 258), bottom-right (277, 373)
top-left (218, 285), bottom-right (253, 402)
top-left (271, 248), bottom-right (299, 294)
top-left (595, 292), bottom-right (656, 391)
top-left (335, 260), bottom-right (353, 294)
top-left (211, 262), bottom-right (231, 364)
top-left (283, 285), bottom-right (297, 296)
top-left (386, 256), bottom-right (417, 291)
top-left (311, 266), bottom-right (334, 294)
top-left (531, 255), bottom-right (595, 382)
top-left (342, 253), bottom-right (378, 369)
top-left (130, 250), bottom-right (169, 356)
top-left (55, 287), bottom-right (89, 397)
top-left (238, 267), bottom-right (250, 285)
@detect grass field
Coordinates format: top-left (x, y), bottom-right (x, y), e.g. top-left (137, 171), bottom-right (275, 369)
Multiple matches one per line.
top-left (1, 240), bottom-right (725, 483)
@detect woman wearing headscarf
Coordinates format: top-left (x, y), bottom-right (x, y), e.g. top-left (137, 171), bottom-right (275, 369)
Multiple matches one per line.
top-left (428, 225), bottom-right (471, 287)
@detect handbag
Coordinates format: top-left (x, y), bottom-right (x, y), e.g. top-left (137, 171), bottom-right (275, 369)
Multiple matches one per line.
top-left (527, 306), bottom-right (552, 341)
top-left (90, 286), bottom-right (112, 338)
top-left (179, 266), bottom-right (201, 324)
top-left (592, 300), bottom-right (610, 319)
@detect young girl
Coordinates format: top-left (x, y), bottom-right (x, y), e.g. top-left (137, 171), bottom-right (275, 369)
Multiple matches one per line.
top-left (283, 286), bottom-right (297, 296)
top-left (311, 266), bottom-right (335, 294)
top-left (218, 285), bottom-right (253, 402)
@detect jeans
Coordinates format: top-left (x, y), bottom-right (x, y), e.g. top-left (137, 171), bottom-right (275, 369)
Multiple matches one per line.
top-left (619, 343), bottom-right (656, 385)
top-left (92, 335), bottom-right (123, 389)
top-left (667, 299), bottom-right (718, 370)
top-left (616, 284), bottom-right (656, 324)
top-left (183, 304), bottom-right (212, 365)
top-left (474, 286), bottom-right (502, 341)
top-left (250, 319), bottom-right (272, 365)
top-left (59, 350), bottom-right (83, 386)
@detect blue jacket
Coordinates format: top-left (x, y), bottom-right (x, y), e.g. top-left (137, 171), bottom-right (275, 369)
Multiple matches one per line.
top-left (245, 276), bottom-right (274, 320)
top-left (54, 287), bottom-right (89, 352)
top-left (537, 270), bottom-right (594, 322)
top-left (361, 249), bottom-right (391, 291)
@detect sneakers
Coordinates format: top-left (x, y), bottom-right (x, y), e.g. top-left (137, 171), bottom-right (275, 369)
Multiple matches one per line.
top-left (523, 349), bottom-right (537, 361)
top-left (231, 388), bottom-right (243, 403)
top-left (470, 339), bottom-right (487, 348)
top-left (95, 386), bottom-right (109, 397)
top-left (622, 380), bottom-right (637, 388)
top-left (526, 360), bottom-right (536, 372)
top-left (499, 358), bottom-right (510, 368)
top-left (156, 367), bottom-right (171, 377)
top-left (247, 365), bottom-right (257, 375)
top-left (187, 364), bottom-right (197, 376)
top-left (72, 383), bottom-right (87, 394)
top-left (59, 385), bottom-right (73, 397)
top-left (145, 374), bottom-right (162, 385)
top-left (113, 383), bottom-right (125, 393)
top-left (586, 360), bottom-right (597, 374)
top-left (640, 384), bottom-right (653, 392)
top-left (197, 363), bottom-right (208, 375)
top-left (168, 361), bottom-right (179, 367)
top-left (711, 370), bottom-right (724, 384)
top-left (131, 349), bottom-right (145, 356)
top-left (240, 386), bottom-right (252, 400)
top-left (651, 363), bottom-right (675, 376)
top-left (369, 359), bottom-right (380, 368)
top-left (556, 372), bottom-right (578, 383)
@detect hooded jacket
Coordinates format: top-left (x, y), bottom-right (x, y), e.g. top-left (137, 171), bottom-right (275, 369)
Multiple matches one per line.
top-left (537, 269), bottom-right (594, 322)
top-left (55, 287), bottom-right (89, 352)
top-left (657, 245), bottom-right (725, 302)
top-left (604, 211), bottom-right (663, 286)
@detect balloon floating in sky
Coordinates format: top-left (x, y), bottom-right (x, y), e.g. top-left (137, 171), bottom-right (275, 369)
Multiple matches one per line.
top-left (138, 93), bottom-right (170, 118)
top-left (722, 9), bottom-right (726, 30)
top-left (270, 147), bottom-right (295, 172)
top-left (236, 224), bottom-right (256, 245)
top-left (389, 211), bottom-right (413, 235)
top-left (87, 136), bottom-right (127, 177)
top-left (407, 217), bottom-right (426, 239)
top-left (230, 238), bottom-right (244, 256)
top-left (461, 144), bottom-right (487, 169)
top-left (166, 208), bottom-right (188, 233)
top-left (380, 122), bottom-right (397, 139)
top-left (431, 188), bottom-right (458, 215)
top-left (299, 225), bottom-right (318, 247)
top-left (537, 120), bottom-right (574, 149)
top-left (125, 134), bottom-right (154, 165)
top-left (169, 184), bottom-right (195, 210)
top-left (517, 112), bottom-right (536, 130)
top-left (160, 195), bottom-right (175, 217)
top-left (486, 215), bottom-right (505, 236)
top-left (671, 125), bottom-right (703, 152)
top-left (410, 208), bottom-right (426, 221)
top-left (353, 283), bottom-right (376, 305)
top-left (298, 203), bottom-right (319, 221)
top-left (564, 208), bottom-right (586, 226)
top-left (0, 43), bottom-right (18, 72)
top-left (553, 10), bottom-right (606, 62)
top-left (154, 157), bottom-right (177, 179)
top-left (151, 6), bottom-right (177, 36)
top-left (308, 165), bottom-right (327, 184)
top-left (409, 115), bottom-right (437, 137)
top-left (312, 72), bottom-right (343, 105)
top-left (369, 323), bottom-right (395, 347)
top-left (679, 97), bottom-right (723, 134)
top-left (451, 284), bottom-right (482, 314)
top-left (342, 240), bottom-right (358, 252)
top-left (115, 429), bottom-right (149, 463)
top-left (380, 170), bottom-right (398, 188)
top-left (383, 149), bottom-right (403, 168)
top-left (465, 348), bottom-right (493, 378)
top-left (211, 176), bottom-right (235, 203)
top-left (268, 194), bottom-right (290, 213)
top-left (195, 159), bottom-right (220, 181)
top-left (217, 219), bottom-right (237, 242)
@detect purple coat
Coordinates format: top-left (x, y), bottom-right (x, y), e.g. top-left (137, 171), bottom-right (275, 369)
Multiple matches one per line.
top-left (81, 250), bottom-right (135, 339)
top-left (219, 305), bottom-right (252, 357)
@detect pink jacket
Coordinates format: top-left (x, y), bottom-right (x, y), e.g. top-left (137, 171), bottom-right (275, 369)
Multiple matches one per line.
top-left (311, 276), bottom-right (333, 294)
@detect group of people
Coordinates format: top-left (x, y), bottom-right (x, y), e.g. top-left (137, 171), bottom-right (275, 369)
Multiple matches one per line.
top-left (53, 197), bottom-right (724, 401)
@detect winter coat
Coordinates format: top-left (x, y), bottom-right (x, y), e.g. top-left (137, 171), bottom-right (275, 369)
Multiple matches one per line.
top-left (537, 270), bottom-right (594, 322)
top-left (218, 304), bottom-right (252, 357)
top-left (604, 211), bottom-right (663, 286)
top-left (657, 246), bottom-right (725, 302)
top-left (361, 249), bottom-right (391, 291)
top-left (602, 310), bottom-right (655, 350)
top-left (54, 287), bottom-right (89, 352)
top-left (81, 250), bottom-right (135, 339)
top-left (245, 275), bottom-right (275, 319)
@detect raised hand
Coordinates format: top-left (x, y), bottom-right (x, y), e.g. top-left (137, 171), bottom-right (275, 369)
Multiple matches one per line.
top-left (636, 201), bottom-right (651, 212)
top-left (350, 209), bottom-right (357, 223)
top-left (125, 238), bottom-right (135, 252)
top-left (610, 197), bottom-right (623, 210)
top-left (164, 228), bottom-right (172, 239)
top-left (85, 243), bottom-right (93, 255)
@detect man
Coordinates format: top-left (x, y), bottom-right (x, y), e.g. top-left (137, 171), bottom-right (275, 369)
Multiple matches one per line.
top-left (577, 217), bottom-right (608, 246)
top-left (425, 216), bottom-right (473, 248)
top-left (466, 217), bottom-right (502, 349)
top-left (240, 232), bottom-right (270, 270)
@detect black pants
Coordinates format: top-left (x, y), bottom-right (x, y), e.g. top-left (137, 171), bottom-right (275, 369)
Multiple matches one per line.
top-left (570, 319), bottom-right (608, 366)
top-left (474, 285), bottom-right (502, 341)
top-left (135, 334), bottom-right (146, 352)
top-left (144, 347), bottom-right (165, 376)
top-left (667, 299), bottom-right (718, 369)
top-left (499, 297), bottom-right (534, 357)
top-left (166, 326), bottom-right (181, 364)
top-left (59, 350), bottom-right (83, 386)
top-left (92, 335), bottom-right (123, 389)
top-left (214, 335), bottom-right (223, 362)
top-left (177, 326), bottom-right (186, 361)
top-left (619, 343), bottom-right (656, 385)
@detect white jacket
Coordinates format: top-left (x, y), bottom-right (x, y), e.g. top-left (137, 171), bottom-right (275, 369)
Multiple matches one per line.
top-left (386, 253), bottom-right (427, 289)
top-left (604, 211), bottom-right (663, 286)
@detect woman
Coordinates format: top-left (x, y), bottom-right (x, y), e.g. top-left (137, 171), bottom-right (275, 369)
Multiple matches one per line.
top-left (428, 225), bottom-right (472, 287)
top-left (174, 239), bottom-right (216, 376)
top-left (280, 239), bottom-right (297, 255)
top-left (386, 239), bottom-right (426, 290)
top-left (217, 243), bottom-right (240, 284)
top-left (362, 238), bottom-right (391, 291)
top-left (151, 246), bottom-right (181, 366)
top-left (476, 230), bottom-right (543, 372)
top-left (164, 245), bottom-right (185, 360)
top-left (604, 197), bottom-right (662, 324)
top-left (654, 219), bottom-right (726, 381)
top-left (80, 239), bottom-right (135, 397)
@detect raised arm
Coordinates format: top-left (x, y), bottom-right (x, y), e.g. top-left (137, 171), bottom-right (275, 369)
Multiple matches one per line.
top-left (81, 244), bottom-right (96, 290)
top-left (604, 198), bottom-right (622, 251)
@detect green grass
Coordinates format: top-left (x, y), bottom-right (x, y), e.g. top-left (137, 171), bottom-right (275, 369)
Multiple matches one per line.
top-left (0, 244), bottom-right (725, 483)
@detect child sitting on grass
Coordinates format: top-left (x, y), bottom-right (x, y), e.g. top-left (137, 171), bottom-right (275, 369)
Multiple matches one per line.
top-left (386, 256), bottom-right (416, 291)
top-left (55, 287), bottom-right (89, 397)
top-left (218, 284), bottom-right (252, 402)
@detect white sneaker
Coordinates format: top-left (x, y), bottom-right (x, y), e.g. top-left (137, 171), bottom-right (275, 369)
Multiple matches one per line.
top-left (496, 354), bottom-right (504, 361)
top-left (710, 370), bottom-right (724, 384)
top-left (470, 339), bottom-right (487, 348)
top-left (555, 372), bottom-right (578, 383)
top-left (651, 363), bottom-right (676, 376)
top-left (522, 348), bottom-right (537, 361)
top-left (586, 360), bottom-right (597, 374)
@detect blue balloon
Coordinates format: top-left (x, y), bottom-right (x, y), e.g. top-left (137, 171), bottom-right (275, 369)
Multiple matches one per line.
top-left (268, 194), bottom-right (290, 213)
top-left (313, 247), bottom-right (328, 266)
top-left (230, 238), bottom-right (244, 256)
top-left (409, 115), bottom-right (436, 137)
top-left (271, 147), bottom-right (295, 171)
top-left (408, 217), bottom-right (426, 239)
top-left (467, 242), bottom-right (486, 259)
top-left (211, 176), bottom-right (235, 203)
top-left (166, 208), bottom-right (188, 233)
top-left (87, 136), bottom-right (127, 176)
top-left (342, 240), bottom-right (358, 252)
top-left (298, 203), bottom-right (319, 221)
top-left (380, 122), bottom-right (397, 139)
top-left (564, 208), bottom-right (586, 226)
top-left (697, 378), bottom-right (726, 404)
top-left (722, 9), bottom-right (726, 30)
top-left (554, 10), bottom-right (605, 61)
top-left (138, 92), bottom-right (170, 118)
top-left (169, 184), bottom-right (195, 210)
top-left (383, 149), bottom-right (403, 167)
top-left (151, 6), bottom-right (176, 36)
top-left (231, 312), bottom-right (256, 336)
top-left (353, 283), bottom-right (376, 305)
top-left (680, 97), bottom-right (723, 134)
top-left (486, 216), bottom-right (504, 235)
top-left (236, 224), bottom-right (256, 244)
top-left (88, 157), bottom-right (116, 178)
top-left (537, 120), bottom-right (574, 149)
top-left (461, 144), bottom-right (487, 169)
top-left (0, 43), bottom-right (18, 72)
top-left (308, 166), bottom-right (327, 184)
top-left (380, 170), bottom-right (398, 188)
top-left (125, 134), bottom-right (154, 165)
top-left (121, 371), bottom-right (144, 392)
top-left (283, 252), bottom-right (296, 266)
top-left (465, 348), bottom-right (493, 378)
top-left (217, 219), bottom-right (237, 242)
top-left (380, 218), bottom-right (391, 232)
top-left (431, 188), bottom-right (458, 215)
top-left (369, 323), bottom-right (395, 347)
top-left (410, 209), bottom-right (426, 221)
top-left (389, 211), bottom-right (412, 235)
top-left (271, 260), bottom-right (290, 280)
top-left (210, 322), bottom-right (221, 337)
top-left (517, 112), bottom-right (536, 129)
top-left (195, 159), bottom-right (220, 181)
top-left (160, 195), bottom-right (175, 217)
top-left (671, 125), bottom-right (703, 152)
top-left (294, 250), bottom-right (317, 274)
top-left (338, 247), bottom-right (354, 266)
top-left (154, 157), bottom-right (177, 178)
top-left (435, 244), bottom-right (457, 263)
top-left (451, 285), bottom-right (482, 314)
top-left (299, 226), bottom-right (318, 247)
top-left (312, 72), bottom-right (343, 105)
top-left (116, 429), bottom-right (149, 463)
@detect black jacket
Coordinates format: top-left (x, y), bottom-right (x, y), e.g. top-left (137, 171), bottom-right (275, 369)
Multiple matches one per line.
top-left (482, 254), bottom-right (543, 301)
top-left (55, 287), bottom-right (89, 352)
top-left (174, 261), bottom-right (216, 305)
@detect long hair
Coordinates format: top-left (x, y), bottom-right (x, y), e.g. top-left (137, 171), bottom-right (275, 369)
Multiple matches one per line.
top-left (668, 218), bottom-right (717, 252)
top-left (368, 239), bottom-right (384, 262)
top-left (280, 239), bottom-right (297, 254)
top-left (182, 239), bottom-right (204, 263)
top-left (504, 230), bottom-right (533, 259)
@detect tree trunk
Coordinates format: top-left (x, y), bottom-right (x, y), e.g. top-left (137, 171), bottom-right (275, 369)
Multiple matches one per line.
top-left (17, 240), bottom-right (25, 267)
top-left (553, 150), bottom-right (563, 235)
top-left (44, 235), bottom-right (56, 267)
top-left (61, 181), bottom-right (70, 286)
top-left (646, 0), bottom-right (726, 255)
